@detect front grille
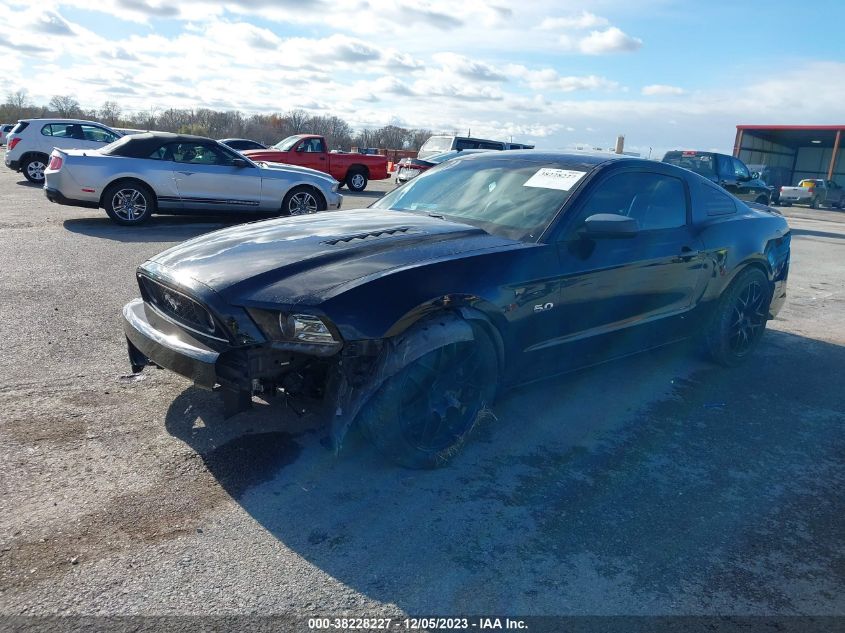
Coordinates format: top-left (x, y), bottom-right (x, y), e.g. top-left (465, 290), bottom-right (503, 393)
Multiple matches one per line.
top-left (138, 276), bottom-right (218, 337)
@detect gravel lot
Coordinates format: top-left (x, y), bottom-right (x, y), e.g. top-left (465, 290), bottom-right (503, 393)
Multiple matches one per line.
top-left (0, 166), bottom-right (843, 619)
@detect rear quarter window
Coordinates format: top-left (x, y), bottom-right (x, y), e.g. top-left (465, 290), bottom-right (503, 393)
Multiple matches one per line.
top-left (700, 183), bottom-right (737, 216)
top-left (11, 121), bottom-right (30, 134)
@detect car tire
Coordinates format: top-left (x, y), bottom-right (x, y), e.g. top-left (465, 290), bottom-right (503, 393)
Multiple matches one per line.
top-left (281, 186), bottom-right (326, 216)
top-left (22, 155), bottom-right (48, 183)
top-left (346, 170), bottom-right (368, 192)
top-left (755, 195), bottom-right (769, 205)
top-left (703, 268), bottom-right (771, 367)
top-left (103, 181), bottom-right (155, 225)
top-left (357, 316), bottom-right (499, 469)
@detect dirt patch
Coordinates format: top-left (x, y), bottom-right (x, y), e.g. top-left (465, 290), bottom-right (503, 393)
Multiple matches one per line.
top-left (0, 432), bottom-right (301, 593)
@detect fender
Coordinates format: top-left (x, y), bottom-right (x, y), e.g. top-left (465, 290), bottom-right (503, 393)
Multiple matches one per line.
top-left (327, 312), bottom-right (475, 452)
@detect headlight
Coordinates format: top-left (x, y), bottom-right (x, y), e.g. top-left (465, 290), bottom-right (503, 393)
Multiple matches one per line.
top-left (246, 308), bottom-right (341, 351)
top-left (281, 313), bottom-right (338, 345)
top-left (331, 181), bottom-right (339, 193)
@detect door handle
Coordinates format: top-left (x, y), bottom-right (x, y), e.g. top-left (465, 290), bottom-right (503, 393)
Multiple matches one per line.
top-left (176, 171), bottom-right (194, 176)
top-left (674, 246), bottom-right (699, 262)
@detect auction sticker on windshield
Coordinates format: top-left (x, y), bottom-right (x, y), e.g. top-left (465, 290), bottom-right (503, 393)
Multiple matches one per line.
top-left (523, 168), bottom-right (587, 191)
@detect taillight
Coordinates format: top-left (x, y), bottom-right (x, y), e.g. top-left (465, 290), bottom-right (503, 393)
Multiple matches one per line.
top-left (8, 137), bottom-right (21, 150)
top-left (48, 155), bottom-right (63, 170)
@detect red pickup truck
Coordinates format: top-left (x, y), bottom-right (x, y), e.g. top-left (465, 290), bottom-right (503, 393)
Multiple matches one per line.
top-left (242, 134), bottom-right (389, 191)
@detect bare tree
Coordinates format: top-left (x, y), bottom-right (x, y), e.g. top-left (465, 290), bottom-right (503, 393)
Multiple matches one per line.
top-left (353, 128), bottom-right (378, 149)
top-left (408, 128), bottom-right (432, 150)
top-left (285, 109), bottom-right (310, 134)
top-left (2, 90), bottom-right (35, 121)
top-left (6, 89), bottom-right (31, 110)
top-left (99, 101), bottom-right (122, 126)
top-left (48, 95), bottom-right (81, 118)
top-left (375, 125), bottom-right (409, 150)
top-left (308, 115), bottom-right (353, 150)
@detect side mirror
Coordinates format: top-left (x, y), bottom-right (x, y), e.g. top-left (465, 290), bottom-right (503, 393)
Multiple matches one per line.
top-left (751, 172), bottom-right (759, 180)
top-left (232, 158), bottom-right (248, 168)
top-left (582, 213), bottom-right (639, 238)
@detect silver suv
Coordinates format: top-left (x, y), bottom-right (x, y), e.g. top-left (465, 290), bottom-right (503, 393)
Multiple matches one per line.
top-left (4, 119), bottom-right (122, 183)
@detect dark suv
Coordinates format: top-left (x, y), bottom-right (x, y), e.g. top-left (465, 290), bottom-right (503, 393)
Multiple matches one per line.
top-left (663, 151), bottom-right (772, 205)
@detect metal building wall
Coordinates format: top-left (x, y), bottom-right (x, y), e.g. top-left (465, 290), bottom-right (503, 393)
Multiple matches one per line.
top-left (794, 146), bottom-right (845, 184)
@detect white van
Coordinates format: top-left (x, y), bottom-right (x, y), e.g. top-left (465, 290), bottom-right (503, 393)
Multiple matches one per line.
top-left (417, 135), bottom-right (534, 159)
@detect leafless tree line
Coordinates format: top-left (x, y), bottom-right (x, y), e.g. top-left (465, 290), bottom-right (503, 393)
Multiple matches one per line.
top-left (1, 90), bottom-right (435, 151)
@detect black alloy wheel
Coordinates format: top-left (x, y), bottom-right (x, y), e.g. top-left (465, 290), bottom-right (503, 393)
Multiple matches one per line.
top-left (358, 319), bottom-right (498, 468)
top-left (704, 268), bottom-right (771, 366)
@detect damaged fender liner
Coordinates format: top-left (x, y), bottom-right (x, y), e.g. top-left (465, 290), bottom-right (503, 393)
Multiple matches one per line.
top-left (326, 313), bottom-right (475, 452)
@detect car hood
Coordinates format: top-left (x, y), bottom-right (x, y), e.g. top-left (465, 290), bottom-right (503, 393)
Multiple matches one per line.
top-left (255, 161), bottom-right (336, 183)
top-left (147, 209), bottom-right (522, 305)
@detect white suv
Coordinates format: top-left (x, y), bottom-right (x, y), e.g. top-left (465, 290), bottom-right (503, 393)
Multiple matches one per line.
top-left (5, 119), bottom-right (122, 183)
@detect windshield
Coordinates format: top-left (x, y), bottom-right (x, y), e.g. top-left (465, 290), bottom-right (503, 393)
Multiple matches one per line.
top-left (371, 156), bottom-right (589, 240)
top-left (273, 135), bottom-right (303, 151)
top-left (663, 151), bottom-right (715, 177)
top-left (419, 136), bottom-right (453, 153)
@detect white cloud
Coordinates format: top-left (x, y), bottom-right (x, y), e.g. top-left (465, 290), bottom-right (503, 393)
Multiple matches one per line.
top-left (507, 65), bottom-right (621, 92)
top-left (577, 27), bottom-right (642, 54)
top-left (539, 11), bottom-right (608, 30)
top-left (642, 84), bottom-right (685, 96)
top-left (433, 52), bottom-right (506, 82)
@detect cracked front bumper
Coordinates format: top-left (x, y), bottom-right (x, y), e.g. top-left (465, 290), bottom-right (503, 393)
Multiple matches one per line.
top-left (123, 298), bottom-right (220, 388)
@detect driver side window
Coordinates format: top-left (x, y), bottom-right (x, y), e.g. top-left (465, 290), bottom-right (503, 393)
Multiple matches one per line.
top-left (570, 171), bottom-right (688, 234)
top-left (732, 158), bottom-right (750, 180)
top-left (166, 142), bottom-right (235, 166)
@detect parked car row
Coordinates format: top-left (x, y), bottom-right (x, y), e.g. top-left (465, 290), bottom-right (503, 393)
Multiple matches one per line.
top-left (43, 131), bottom-right (342, 224)
top-left (3, 118), bottom-right (391, 196)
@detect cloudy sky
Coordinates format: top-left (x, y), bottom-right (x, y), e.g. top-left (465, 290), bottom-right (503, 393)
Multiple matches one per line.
top-left (1, 0), bottom-right (843, 155)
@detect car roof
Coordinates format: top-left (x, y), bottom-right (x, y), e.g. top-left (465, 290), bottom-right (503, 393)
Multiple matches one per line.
top-left (102, 132), bottom-right (220, 158)
top-left (453, 149), bottom-right (630, 166)
top-left (17, 118), bottom-right (115, 126)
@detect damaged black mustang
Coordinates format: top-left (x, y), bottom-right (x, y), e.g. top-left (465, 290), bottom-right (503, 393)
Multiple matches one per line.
top-left (124, 151), bottom-right (790, 468)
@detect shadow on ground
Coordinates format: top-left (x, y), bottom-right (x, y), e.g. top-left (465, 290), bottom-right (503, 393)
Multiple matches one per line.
top-left (165, 330), bottom-right (845, 614)
top-left (790, 228), bottom-right (845, 241)
top-left (62, 215), bottom-right (257, 243)
top-left (341, 189), bottom-right (386, 200)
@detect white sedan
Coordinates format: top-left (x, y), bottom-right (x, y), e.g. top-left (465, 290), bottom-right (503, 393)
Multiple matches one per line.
top-left (43, 132), bottom-right (342, 225)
